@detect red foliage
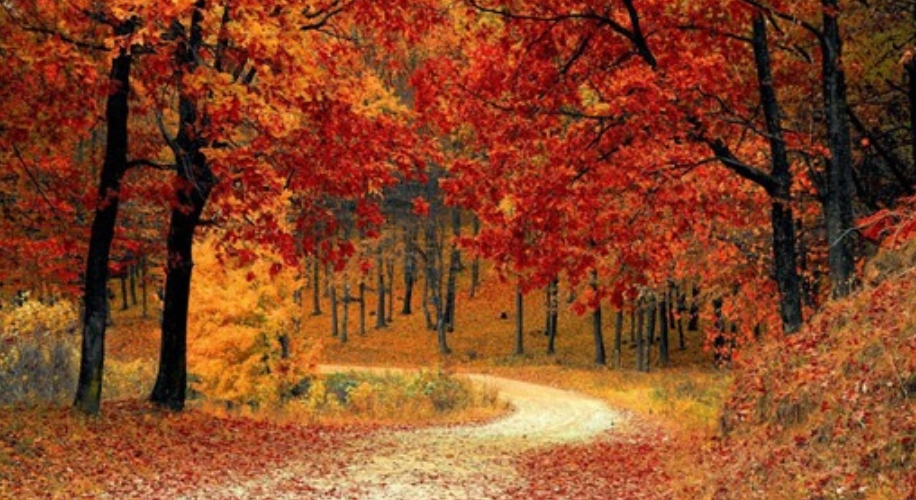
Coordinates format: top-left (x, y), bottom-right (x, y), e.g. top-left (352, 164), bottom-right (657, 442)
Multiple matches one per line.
top-left (0, 401), bottom-right (371, 499)
top-left (507, 421), bottom-right (672, 500)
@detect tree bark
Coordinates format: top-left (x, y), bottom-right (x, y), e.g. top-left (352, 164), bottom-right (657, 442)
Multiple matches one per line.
top-left (469, 215), bottom-right (481, 298)
top-left (425, 219), bottom-right (450, 354)
top-left (753, 14), bottom-right (804, 332)
top-left (311, 256), bottom-right (322, 315)
top-left (515, 285), bottom-right (524, 355)
top-left (401, 224), bottom-right (416, 314)
top-left (590, 271), bottom-right (606, 366)
top-left (74, 49), bottom-right (132, 415)
top-left (330, 283), bottom-right (339, 338)
top-left (341, 282), bottom-right (350, 343)
top-left (821, 0), bottom-right (857, 298)
top-left (546, 278), bottom-right (558, 355)
top-left (444, 208), bottom-right (461, 332)
top-left (614, 309), bottom-right (623, 369)
top-left (658, 291), bottom-right (669, 367)
top-left (375, 248), bottom-right (387, 329)
top-left (151, 3), bottom-right (215, 411)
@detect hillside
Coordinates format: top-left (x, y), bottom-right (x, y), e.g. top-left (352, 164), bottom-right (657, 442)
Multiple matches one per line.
top-left (684, 245), bottom-right (916, 499)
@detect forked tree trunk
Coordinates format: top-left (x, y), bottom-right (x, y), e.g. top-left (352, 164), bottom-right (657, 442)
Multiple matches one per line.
top-left (151, 4), bottom-right (215, 411)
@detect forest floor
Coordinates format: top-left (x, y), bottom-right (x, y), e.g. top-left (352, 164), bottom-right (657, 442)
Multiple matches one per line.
top-left (1, 371), bottom-right (672, 500)
top-left (174, 370), bottom-right (638, 499)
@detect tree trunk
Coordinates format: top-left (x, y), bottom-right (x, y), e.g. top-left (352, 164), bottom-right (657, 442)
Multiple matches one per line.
top-left (546, 278), bottom-right (558, 355)
top-left (129, 263), bottom-right (138, 307)
top-left (821, 0), bottom-right (857, 298)
top-left (591, 271), bottom-right (606, 366)
top-left (469, 215), bottom-right (481, 298)
top-left (515, 285), bottom-right (524, 355)
top-left (906, 53), bottom-right (916, 170)
top-left (643, 295), bottom-right (656, 372)
top-left (402, 224), bottom-right (416, 315)
top-left (119, 274), bottom-right (129, 310)
top-left (635, 301), bottom-right (645, 372)
top-left (341, 282), bottom-right (349, 343)
top-left (753, 14), bottom-right (804, 332)
top-left (386, 257), bottom-right (394, 323)
top-left (330, 283), bottom-right (339, 338)
top-left (359, 279), bottom-right (366, 336)
top-left (658, 291), bottom-right (670, 367)
top-left (150, 4), bottom-right (214, 412)
top-left (375, 249), bottom-right (386, 329)
top-left (688, 285), bottom-right (700, 331)
top-left (614, 310), bottom-right (623, 369)
top-left (425, 220), bottom-right (450, 354)
top-left (311, 256), bottom-right (322, 315)
top-left (140, 255), bottom-right (148, 319)
top-left (444, 208), bottom-right (461, 332)
top-left (74, 49), bottom-right (132, 415)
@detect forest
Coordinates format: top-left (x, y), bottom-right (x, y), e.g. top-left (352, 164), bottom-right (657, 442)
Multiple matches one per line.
top-left (1, 0), bottom-right (915, 498)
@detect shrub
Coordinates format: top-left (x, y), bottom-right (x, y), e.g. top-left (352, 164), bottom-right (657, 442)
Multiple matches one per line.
top-left (0, 298), bottom-right (79, 406)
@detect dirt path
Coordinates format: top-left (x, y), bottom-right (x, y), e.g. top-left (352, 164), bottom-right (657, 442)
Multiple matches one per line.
top-left (178, 369), bottom-right (621, 499)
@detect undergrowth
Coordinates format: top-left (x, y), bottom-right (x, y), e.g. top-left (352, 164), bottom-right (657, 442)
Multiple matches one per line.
top-left (681, 246), bottom-right (916, 499)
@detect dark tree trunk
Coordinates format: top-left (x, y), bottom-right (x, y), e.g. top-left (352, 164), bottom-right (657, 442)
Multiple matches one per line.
top-left (74, 49), bottom-right (132, 415)
top-left (590, 271), bottom-right (606, 366)
top-left (614, 310), bottom-right (623, 369)
top-left (375, 249), bottom-right (386, 329)
top-left (425, 220), bottom-right (450, 354)
top-left (469, 215), bottom-right (481, 298)
top-left (341, 282), bottom-right (349, 343)
top-left (658, 292), bottom-right (670, 367)
top-left (422, 261), bottom-right (434, 330)
top-left (546, 278), bottom-right (558, 355)
top-left (515, 285), bottom-right (524, 356)
top-left (630, 307), bottom-right (637, 344)
top-left (635, 301), bottom-right (645, 372)
top-left (330, 283), bottom-right (339, 338)
top-left (120, 274), bottom-right (129, 310)
top-left (129, 264), bottom-right (138, 307)
top-left (401, 224), bottom-right (416, 315)
top-left (643, 295), bottom-right (656, 372)
top-left (821, 0), bottom-right (857, 298)
top-left (151, 162), bottom-right (213, 411)
top-left (311, 256), bottom-right (322, 316)
top-left (444, 208), bottom-right (461, 332)
top-left (386, 257), bottom-right (394, 323)
top-left (688, 285), bottom-right (700, 331)
top-left (140, 256), bottom-right (149, 319)
top-left (753, 14), bottom-right (804, 332)
top-left (359, 279), bottom-right (366, 336)
top-left (151, 4), bottom-right (215, 411)
top-left (907, 54), bottom-right (916, 170)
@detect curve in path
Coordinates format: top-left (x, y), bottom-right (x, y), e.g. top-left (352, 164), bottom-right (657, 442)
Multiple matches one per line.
top-left (180, 368), bottom-right (622, 500)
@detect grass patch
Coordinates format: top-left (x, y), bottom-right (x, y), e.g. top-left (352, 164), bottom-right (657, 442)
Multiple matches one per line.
top-left (276, 369), bottom-right (508, 427)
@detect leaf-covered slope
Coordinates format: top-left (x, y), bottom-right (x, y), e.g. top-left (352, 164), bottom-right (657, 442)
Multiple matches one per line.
top-left (691, 247), bottom-right (916, 499)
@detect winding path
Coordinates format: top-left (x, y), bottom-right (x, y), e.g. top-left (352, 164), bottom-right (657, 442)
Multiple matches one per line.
top-left (179, 368), bottom-right (621, 499)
